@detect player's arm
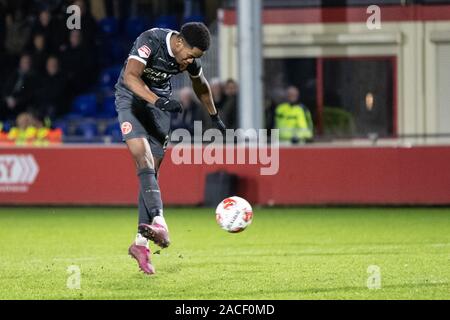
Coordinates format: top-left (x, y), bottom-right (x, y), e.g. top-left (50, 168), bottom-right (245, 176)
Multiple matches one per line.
top-left (124, 58), bottom-right (182, 113)
top-left (123, 58), bottom-right (159, 104)
top-left (190, 72), bottom-right (226, 132)
top-left (190, 71), bottom-right (216, 115)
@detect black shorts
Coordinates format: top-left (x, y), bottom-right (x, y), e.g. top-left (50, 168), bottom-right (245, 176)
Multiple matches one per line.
top-left (115, 92), bottom-right (170, 158)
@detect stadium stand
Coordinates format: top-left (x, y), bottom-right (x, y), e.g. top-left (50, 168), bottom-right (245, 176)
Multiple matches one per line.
top-left (0, 0), bottom-right (215, 145)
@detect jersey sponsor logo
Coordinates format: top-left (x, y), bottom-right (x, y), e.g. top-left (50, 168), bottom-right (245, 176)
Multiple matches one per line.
top-left (121, 122), bottom-right (133, 135)
top-left (143, 67), bottom-right (170, 83)
top-left (138, 45), bottom-right (151, 59)
top-left (0, 155), bottom-right (39, 192)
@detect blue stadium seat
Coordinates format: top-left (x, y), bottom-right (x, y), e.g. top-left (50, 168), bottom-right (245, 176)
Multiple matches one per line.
top-left (52, 119), bottom-right (69, 135)
top-left (154, 15), bottom-right (178, 30)
top-left (104, 122), bottom-right (122, 143)
top-left (96, 38), bottom-right (127, 67)
top-left (75, 121), bottom-right (99, 141)
top-left (126, 16), bottom-right (151, 40)
top-left (99, 65), bottom-right (122, 90)
top-left (99, 17), bottom-right (119, 36)
top-left (96, 95), bottom-right (117, 118)
top-left (70, 94), bottom-right (98, 117)
top-left (103, 96), bottom-right (117, 116)
top-left (1, 120), bottom-right (13, 132)
top-left (111, 41), bottom-right (127, 63)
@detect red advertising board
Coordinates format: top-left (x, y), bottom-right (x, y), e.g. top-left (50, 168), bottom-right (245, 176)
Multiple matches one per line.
top-left (1, 145), bottom-right (450, 205)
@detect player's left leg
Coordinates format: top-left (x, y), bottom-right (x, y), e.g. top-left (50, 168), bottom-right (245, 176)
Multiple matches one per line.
top-left (136, 156), bottom-right (163, 226)
top-left (151, 156), bottom-right (169, 231)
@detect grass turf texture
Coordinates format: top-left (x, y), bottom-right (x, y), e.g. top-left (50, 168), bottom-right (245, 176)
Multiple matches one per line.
top-left (0, 207), bottom-right (449, 300)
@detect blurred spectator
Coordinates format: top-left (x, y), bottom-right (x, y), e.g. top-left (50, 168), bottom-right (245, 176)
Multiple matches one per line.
top-left (0, 1), bottom-right (7, 52)
top-left (33, 56), bottom-right (68, 120)
top-left (6, 111), bottom-right (62, 145)
top-left (6, 112), bottom-right (37, 144)
top-left (33, 8), bottom-right (67, 54)
top-left (60, 30), bottom-right (95, 96)
top-left (221, 78), bottom-right (238, 129)
top-left (72, 0), bottom-right (98, 50)
top-left (264, 95), bottom-right (277, 130)
top-left (29, 33), bottom-right (49, 75)
top-left (8, 111), bottom-right (35, 134)
top-left (4, 9), bottom-right (32, 57)
top-left (209, 77), bottom-right (224, 110)
top-left (1, 54), bottom-right (36, 120)
top-left (275, 86), bottom-right (314, 143)
top-left (33, 0), bottom-right (64, 13)
top-left (0, 1), bottom-right (8, 91)
top-left (357, 91), bottom-right (385, 136)
top-left (171, 87), bottom-right (202, 135)
top-left (103, 0), bottom-right (132, 30)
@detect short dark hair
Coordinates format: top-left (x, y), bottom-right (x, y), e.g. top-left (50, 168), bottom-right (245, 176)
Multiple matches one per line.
top-left (180, 22), bottom-right (211, 51)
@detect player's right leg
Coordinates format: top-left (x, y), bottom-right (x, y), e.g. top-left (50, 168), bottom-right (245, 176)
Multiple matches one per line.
top-left (126, 138), bottom-right (170, 249)
top-left (124, 137), bottom-right (160, 274)
top-left (131, 105), bottom-right (172, 249)
top-left (116, 95), bottom-right (171, 274)
top-left (123, 136), bottom-right (159, 273)
top-left (116, 97), bottom-right (160, 274)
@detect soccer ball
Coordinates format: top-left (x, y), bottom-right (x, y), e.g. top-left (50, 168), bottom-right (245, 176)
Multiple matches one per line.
top-left (215, 196), bottom-right (253, 233)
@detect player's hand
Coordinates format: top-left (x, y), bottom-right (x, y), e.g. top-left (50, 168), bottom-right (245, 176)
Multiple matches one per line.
top-left (210, 112), bottom-right (226, 134)
top-left (155, 97), bottom-right (182, 113)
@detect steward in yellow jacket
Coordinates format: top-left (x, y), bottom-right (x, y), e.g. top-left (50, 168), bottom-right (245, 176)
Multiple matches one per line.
top-left (275, 86), bottom-right (313, 142)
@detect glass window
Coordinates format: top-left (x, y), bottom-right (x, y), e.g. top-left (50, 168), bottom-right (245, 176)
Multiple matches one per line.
top-left (322, 58), bottom-right (395, 137)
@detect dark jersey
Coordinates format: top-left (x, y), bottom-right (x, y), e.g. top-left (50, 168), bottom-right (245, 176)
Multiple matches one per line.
top-left (115, 28), bottom-right (202, 99)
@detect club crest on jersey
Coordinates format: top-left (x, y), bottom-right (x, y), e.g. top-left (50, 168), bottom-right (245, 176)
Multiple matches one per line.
top-left (138, 45), bottom-right (151, 58)
top-left (121, 122), bottom-right (133, 135)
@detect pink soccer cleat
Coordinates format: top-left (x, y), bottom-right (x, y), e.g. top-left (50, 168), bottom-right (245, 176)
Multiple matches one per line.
top-left (128, 243), bottom-right (155, 275)
top-left (138, 223), bottom-right (171, 248)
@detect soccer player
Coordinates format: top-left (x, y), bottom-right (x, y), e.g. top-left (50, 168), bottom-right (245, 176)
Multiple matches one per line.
top-left (115, 22), bottom-right (226, 275)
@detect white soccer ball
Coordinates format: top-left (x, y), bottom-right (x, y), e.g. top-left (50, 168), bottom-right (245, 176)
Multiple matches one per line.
top-left (215, 196), bottom-right (253, 233)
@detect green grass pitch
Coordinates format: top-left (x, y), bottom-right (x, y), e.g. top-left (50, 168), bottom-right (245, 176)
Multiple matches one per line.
top-left (0, 207), bottom-right (449, 300)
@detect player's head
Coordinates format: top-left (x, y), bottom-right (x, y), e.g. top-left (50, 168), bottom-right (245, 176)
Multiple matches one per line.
top-left (174, 22), bottom-right (211, 70)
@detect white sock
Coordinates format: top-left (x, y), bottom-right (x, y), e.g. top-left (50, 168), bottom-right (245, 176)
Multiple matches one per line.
top-left (152, 216), bottom-right (169, 231)
top-left (135, 233), bottom-right (148, 247)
